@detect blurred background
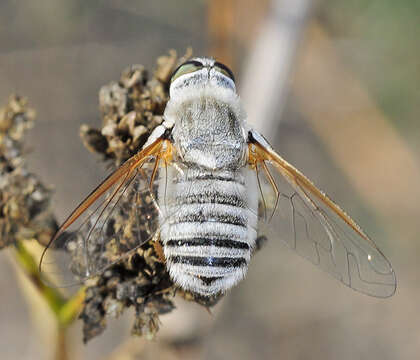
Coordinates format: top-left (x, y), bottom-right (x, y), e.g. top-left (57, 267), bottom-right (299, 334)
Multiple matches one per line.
top-left (0, 0), bottom-right (419, 359)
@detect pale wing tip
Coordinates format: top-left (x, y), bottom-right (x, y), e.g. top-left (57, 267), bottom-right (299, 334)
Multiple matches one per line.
top-left (348, 261), bottom-right (397, 298)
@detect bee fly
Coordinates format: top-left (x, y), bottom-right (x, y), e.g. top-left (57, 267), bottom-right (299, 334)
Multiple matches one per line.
top-left (40, 57), bottom-right (396, 298)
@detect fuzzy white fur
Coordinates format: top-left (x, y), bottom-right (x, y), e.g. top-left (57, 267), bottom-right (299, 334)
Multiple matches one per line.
top-left (155, 58), bottom-right (260, 296)
top-left (165, 71), bottom-right (246, 129)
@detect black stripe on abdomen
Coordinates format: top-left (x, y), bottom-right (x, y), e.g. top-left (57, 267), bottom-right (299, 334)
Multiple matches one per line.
top-left (166, 238), bottom-right (249, 249)
top-left (169, 256), bottom-right (247, 267)
top-left (175, 192), bottom-right (246, 208)
top-left (174, 173), bottom-right (245, 186)
top-left (199, 276), bottom-right (224, 286)
top-left (171, 212), bottom-right (247, 227)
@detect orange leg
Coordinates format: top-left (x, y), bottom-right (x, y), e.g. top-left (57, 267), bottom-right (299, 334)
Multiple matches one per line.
top-left (260, 160), bottom-right (280, 221)
top-left (153, 237), bottom-right (166, 263)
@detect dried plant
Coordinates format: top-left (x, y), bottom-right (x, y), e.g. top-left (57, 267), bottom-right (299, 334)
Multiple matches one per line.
top-left (0, 95), bottom-right (56, 248)
top-left (0, 95), bottom-right (84, 360)
top-left (1, 51), bottom-right (266, 350)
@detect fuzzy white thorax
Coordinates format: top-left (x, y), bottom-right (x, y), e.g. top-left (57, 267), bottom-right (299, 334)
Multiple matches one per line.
top-left (165, 75), bottom-right (245, 129)
top-left (165, 63), bottom-right (248, 170)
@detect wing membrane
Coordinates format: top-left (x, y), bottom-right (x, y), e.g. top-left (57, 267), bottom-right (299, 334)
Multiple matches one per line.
top-left (250, 136), bottom-right (396, 298)
top-left (40, 138), bottom-right (166, 287)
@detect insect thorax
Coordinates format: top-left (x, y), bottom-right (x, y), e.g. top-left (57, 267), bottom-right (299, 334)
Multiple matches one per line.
top-left (173, 100), bottom-right (246, 170)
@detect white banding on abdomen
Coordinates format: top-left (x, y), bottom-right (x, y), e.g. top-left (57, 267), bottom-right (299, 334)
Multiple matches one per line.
top-left (158, 166), bottom-right (258, 296)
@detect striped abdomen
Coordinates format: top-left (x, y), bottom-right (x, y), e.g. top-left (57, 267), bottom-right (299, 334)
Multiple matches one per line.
top-left (159, 167), bottom-right (258, 296)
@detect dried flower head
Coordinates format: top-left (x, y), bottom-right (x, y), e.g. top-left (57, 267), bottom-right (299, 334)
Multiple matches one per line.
top-left (0, 95), bottom-right (57, 249)
top-left (80, 49), bottom-right (192, 166)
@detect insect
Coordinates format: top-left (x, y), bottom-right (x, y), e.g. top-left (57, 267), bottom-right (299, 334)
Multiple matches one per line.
top-left (40, 57), bottom-right (396, 298)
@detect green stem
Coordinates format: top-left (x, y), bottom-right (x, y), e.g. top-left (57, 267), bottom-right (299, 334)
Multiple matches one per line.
top-left (13, 240), bottom-right (66, 315)
top-left (13, 241), bottom-right (87, 360)
top-left (58, 286), bottom-right (86, 327)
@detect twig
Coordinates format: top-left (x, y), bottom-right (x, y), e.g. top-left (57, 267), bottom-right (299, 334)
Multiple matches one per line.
top-left (292, 22), bottom-right (420, 225)
top-left (241, 0), bottom-right (314, 136)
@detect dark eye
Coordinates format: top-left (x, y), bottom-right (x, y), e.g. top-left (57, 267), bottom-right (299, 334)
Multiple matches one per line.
top-left (171, 60), bottom-right (203, 83)
top-left (213, 62), bottom-right (235, 82)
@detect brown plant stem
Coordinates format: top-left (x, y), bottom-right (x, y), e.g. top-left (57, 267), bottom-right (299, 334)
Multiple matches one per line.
top-left (55, 328), bottom-right (69, 360)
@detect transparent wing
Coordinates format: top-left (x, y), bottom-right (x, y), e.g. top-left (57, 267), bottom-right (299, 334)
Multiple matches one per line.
top-left (249, 136), bottom-right (396, 298)
top-left (39, 137), bottom-right (168, 287)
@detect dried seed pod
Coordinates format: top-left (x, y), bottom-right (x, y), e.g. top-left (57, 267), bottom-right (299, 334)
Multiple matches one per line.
top-left (0, 95), bottom-right (57, 249)
top-left (80, 49), bottom-right (194, 167)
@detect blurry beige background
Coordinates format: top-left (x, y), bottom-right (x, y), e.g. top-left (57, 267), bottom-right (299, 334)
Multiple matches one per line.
top-left (1, 0), bottom-right (419, 359)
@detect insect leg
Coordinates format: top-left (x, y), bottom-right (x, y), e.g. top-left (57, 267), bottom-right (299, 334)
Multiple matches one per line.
top-left (149, 156), bottom-right (161, 192)
top-left (152, 235), bottom-right (166, 263)
top-left (260, 160), bottom-right (280, 222)
top-left (255, 162), bottom-right (268, 222)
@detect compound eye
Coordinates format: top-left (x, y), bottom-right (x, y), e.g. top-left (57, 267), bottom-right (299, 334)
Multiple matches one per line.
top-left (213, 62), bottom-right (235, 82)
top-left (170, 60), bottom-right (203, 83)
